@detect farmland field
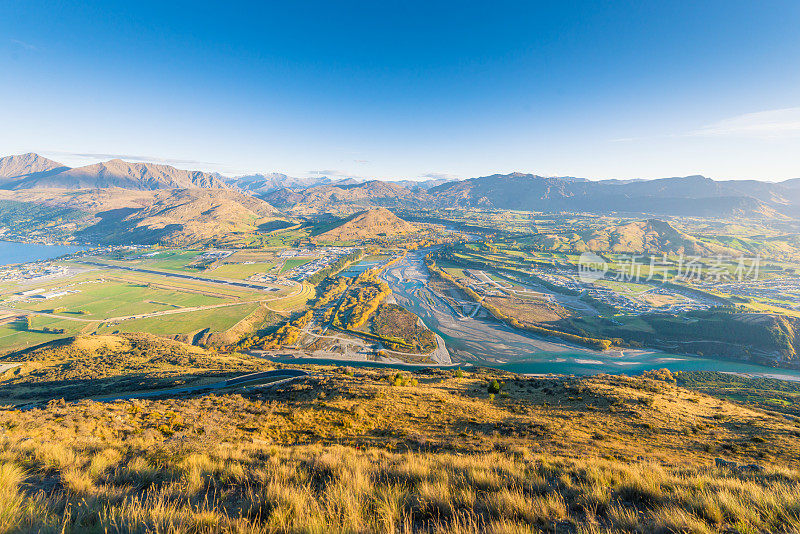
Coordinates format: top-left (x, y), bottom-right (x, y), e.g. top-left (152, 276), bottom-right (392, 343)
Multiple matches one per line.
top-left (0, 253), bottom-right (304, 353)
top-left (280, 257), bottom-right (316, 273)
top-left (94, 302), bottom-right (261, 336)
top-left (0, 315), bottom-right (87, 352)
top-left (95, 249), bottom-right (203, 272)
top-left (17, 280), bottom-right (225, 318)
top-left (209, 261), bottom-right (276, 279)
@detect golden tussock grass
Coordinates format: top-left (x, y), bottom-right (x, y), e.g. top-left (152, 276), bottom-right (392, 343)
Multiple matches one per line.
top-left (2, 339), bottom-right (800, 532)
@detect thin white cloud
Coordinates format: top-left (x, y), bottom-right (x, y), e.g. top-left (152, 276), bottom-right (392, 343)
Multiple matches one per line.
top-left (10, 39), bottom-right (37, 51)
top-left (419, 172), bottom-right (460, 181)
top-left (307, 169), bottom-right (348, 177)
top-left (690, 107), bottom-right (800, 138)
top-left (64, 152), bottom-right (218, 167)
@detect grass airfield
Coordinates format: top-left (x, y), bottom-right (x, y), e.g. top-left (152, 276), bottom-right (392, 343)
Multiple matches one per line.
top-left (0, 248), bottom-right (316, 354)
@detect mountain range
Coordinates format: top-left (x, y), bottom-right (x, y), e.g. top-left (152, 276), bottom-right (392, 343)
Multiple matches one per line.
top-left (264, 180), bottom-right (434, 215)
top-left (222, 173), bottom-right (449, 195)
top-left (2, 153), bottom-right (800, 219)
top-left (427, 173), bottom-right (797, 218)
top-left (0, 154), bottom-right (227, 190)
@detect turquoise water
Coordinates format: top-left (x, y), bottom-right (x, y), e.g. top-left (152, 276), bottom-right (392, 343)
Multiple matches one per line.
top-left (0, 241), bottom-right (83, 267)
top-left (339, 259), bottom-right (382, 277)
top-left (374, 247), bottom-right (800, 379)
top-left (262, 354), bottom-right (800, 380)
top-left (493, 353), bottom-right (800, 378)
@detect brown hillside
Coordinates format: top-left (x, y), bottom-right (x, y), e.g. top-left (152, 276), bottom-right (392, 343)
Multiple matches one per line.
top-left (0, 153), bottom-right (67, 182)
top-left (315, 208), bottom-right (418, 241)
top-left (0, 187), bottom-right (158, 213)
top-left (77, 188), bottom-right (283, 245)
top-left (2, 334), bottom-right (800, 533)
top-left (534, 218), bottom-right (742, 255)
top-left (24, 159), bottom-right (229, 190)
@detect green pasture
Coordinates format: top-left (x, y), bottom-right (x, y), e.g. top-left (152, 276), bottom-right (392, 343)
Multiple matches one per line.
top-left (209, 262), bottom-right (276, 279)
top-left (18, 281), bottom-right (225, 319)
top-left (0, 316), bottom-right (87, 354)
top-left (260, 227), bottom-right (311, 247)
top-left (595, 279), bottom-right (652, 295)
top-left (280, 257), bottom-right (316, 273)
top-left (94, 249), bottom-right (203, 273)
top-left (138, 250), bottom-right (203, 271)
top-left (95, 302), bottom-right (260, 336)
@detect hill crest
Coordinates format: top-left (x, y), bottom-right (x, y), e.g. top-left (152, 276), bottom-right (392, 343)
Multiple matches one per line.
top-left (315, 208), bottom-right (418, 241)
top-left (25, 159), bottom-right (230, 190)
top-left (76, 188), bottom-right (281, 245)
top-left (0, 153), bottom-right (69, 185)
top-left (534, 218), bottom-right (743, 255)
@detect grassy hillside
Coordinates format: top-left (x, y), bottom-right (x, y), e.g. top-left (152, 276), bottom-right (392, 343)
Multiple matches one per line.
top-left (0, 188), bottom-right (288, 246)
top-left (1, 336), bottom-right (800, 532)
top-left (529, 218), bottom-right (742, 255)
top-left (77, 189), bottom-right (283, 246)
top-left (0, 334), bottom-right (267, 405)
top-left (314, 208), bottom-right (418, 242)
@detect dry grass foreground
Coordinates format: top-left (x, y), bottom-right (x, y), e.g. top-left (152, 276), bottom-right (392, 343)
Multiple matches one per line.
top-left (1, 336), bottom-right (800, 532)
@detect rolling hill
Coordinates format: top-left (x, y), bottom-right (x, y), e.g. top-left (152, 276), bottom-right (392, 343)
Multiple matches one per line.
top-left (1, 334), bottom-right (800, 532)
top-left (76, 188), bottom-right (282, 245)
top-left (0, 153), bottom-right (228, 190)
top-left (314, 208), bottom-right (418, 241)
top-left (265, 180), bottom-right (432, 215)
top-left (530, 218), bottom-right (743, 255)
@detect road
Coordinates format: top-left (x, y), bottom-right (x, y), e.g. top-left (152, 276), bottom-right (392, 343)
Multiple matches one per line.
top-left (96, 369), bottom-right (311, 402)
top-left (76, 260), bottom-right (281, 291)
top-left (0, 362), bottom-right (22, 373)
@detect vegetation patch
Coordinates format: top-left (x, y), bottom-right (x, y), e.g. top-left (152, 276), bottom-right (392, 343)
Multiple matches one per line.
top-left (372, 303), bottom-right (436, 353)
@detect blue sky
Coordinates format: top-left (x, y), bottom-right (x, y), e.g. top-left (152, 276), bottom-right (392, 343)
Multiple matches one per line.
top-left (1, 1), bottom-right (799, 180)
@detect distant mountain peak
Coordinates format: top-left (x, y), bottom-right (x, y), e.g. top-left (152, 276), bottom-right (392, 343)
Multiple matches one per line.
top-left (4, 157), bottom-right (229, 191)
top-left (0, 153), bottom-right (68, 180)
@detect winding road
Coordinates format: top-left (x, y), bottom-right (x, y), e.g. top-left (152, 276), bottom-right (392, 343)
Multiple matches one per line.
top-left (97, 369), bottom-right (311, 402)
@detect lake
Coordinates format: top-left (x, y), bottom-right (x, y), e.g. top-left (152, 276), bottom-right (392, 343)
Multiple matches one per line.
top-left (0, 241), bottom-right (84, 267)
